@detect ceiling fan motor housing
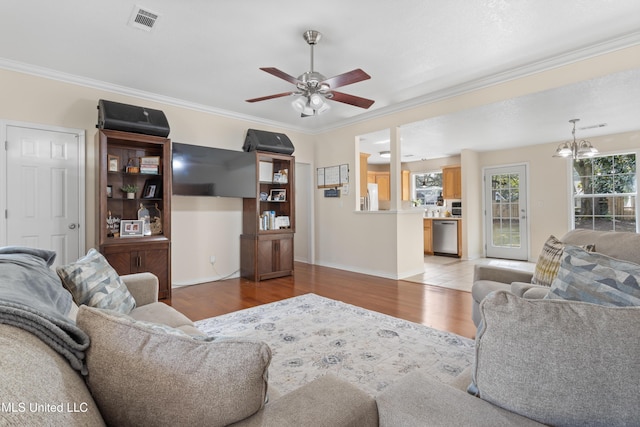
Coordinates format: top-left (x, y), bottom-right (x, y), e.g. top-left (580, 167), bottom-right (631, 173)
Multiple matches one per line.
top-left (303, 30), bottom-right (321, 45)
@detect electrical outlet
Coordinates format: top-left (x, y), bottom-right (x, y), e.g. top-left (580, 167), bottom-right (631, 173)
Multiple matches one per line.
top-left (209, 255), bottom-right (216, 265)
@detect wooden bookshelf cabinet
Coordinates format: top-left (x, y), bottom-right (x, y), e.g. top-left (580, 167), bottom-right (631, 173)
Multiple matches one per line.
top-left (96, 129), bottom-right (172, 301)
top-left (241, 152), bottom-right (295, 281)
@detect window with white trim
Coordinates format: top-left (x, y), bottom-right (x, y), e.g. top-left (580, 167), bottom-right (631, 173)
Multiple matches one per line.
top-left (412, 172), bottom-right (442, 206)
top-left (572, 153), bottom-right (637, 232)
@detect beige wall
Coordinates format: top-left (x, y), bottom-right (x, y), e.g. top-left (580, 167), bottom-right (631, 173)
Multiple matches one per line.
top-left (473, 131), bottom-right (640, 260)
top-left (0, 68), bottom-right (315, 285)
top-left (314, 45), bottom-right (640, 275)
top-left (2, 43), bottom-right (639, 282)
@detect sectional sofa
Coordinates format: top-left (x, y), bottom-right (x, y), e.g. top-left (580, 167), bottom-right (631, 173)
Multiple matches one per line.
top-left (0, 247), bottom-right (377, 426)
top-left (3, 230), bottom-right (639, 426)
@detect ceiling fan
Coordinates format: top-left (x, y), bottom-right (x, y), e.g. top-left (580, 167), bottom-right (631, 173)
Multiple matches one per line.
top-left (246, 30), bottom-right (375, 117)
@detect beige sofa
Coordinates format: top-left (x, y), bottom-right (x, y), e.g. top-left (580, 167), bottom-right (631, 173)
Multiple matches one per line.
top-left (379, 229), bottom-right (640, 425)
top-left (1, 270), bottom-right (378, 426)
top-left (471, 229), bottom-right (640, 326)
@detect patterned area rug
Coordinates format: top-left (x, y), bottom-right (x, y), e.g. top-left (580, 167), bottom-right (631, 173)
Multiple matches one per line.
top-left (195, 293), bottom-right (475, 396)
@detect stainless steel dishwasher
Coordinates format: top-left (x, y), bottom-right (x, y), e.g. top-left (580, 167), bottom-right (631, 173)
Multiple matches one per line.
top-left (432, 220), bottom-right (459, 256)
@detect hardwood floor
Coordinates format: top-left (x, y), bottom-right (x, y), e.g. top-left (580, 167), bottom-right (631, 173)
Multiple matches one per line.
top-left (170, 261), bottom-right (477, 339)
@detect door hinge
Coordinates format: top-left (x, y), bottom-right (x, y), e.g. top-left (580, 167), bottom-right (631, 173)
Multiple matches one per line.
top-left (4, 209), bottom-right (7, 219)
top-left (4, 140), bottom-right (7, 151)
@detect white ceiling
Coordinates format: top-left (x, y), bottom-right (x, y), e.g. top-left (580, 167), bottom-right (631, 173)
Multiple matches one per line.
top-left (1, 0), bottom-right (639, 160)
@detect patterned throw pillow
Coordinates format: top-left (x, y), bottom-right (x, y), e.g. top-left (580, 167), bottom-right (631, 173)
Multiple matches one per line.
top-left (56, 248), bottom-right (136, 314)
top-left (546, 245), bottom-right (640, 306)
top-left (531, 235), bottom-right (594, 287)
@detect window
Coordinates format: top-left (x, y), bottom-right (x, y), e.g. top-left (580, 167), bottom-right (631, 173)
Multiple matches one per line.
top-left (572, 153), bottom-right (637, 232)
top-left (412, 172), bottom-right (442, 206)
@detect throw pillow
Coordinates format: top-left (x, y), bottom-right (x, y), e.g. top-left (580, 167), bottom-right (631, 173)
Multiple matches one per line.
top-left (470, 290), bottom-right (640, 426)
top-left (56, 248), bottom-right (136, 314)
top-left (531, 235), bottom-right (594, 287)
top-left (76, 306), bottom-right (271, 427)
top-left (546, 245), bottom-right (640, 306)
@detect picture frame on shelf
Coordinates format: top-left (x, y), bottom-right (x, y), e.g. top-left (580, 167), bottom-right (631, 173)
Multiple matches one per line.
top-left (108, 155), bottom-right (119, 172)
top-left (273, 169), bottom-right (288, 183)
top-left (270, 189), bottom-right (286, 201)
top-left (106, 185), bottom-right (113, 198)
top-left (120, 219), bottom-right (144, 237)
top-left (142, 178), bottom-right (162, 198)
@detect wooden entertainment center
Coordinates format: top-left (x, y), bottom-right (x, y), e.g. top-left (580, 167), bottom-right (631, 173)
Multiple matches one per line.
top-left (241, 151), bottom-right (295, 281)
top-left (96, 129), bottom-right (172, 301)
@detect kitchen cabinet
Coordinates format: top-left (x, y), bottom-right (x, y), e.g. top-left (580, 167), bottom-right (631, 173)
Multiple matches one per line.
top-left (360, 153), bottom-right (370, 197)
top-left (423, 219), bottom-right (433, 254)
top-left (368, 171), bottom-right (390, 201)
top-left (241, 151), bottom-right (295, 281)
top-left (366, 170), bottom-right (411, 202)
top-left (442, 165), bottom-right (461, 199)
top-left (402, 170), bottom-right (410, 201)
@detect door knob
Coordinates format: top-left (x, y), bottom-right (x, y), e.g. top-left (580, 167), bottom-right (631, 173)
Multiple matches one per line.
top-left (68, 223), bottom-right (77, 229)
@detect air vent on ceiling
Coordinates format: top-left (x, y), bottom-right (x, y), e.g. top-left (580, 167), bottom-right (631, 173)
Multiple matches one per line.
top-left (579, 123), bottom-right (608, 131)
top-left (128, 5), bottom-right (160, 32)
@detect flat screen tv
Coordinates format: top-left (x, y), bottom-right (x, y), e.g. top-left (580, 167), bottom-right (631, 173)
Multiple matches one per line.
top-left (172, 142), bottom-right (256, 198)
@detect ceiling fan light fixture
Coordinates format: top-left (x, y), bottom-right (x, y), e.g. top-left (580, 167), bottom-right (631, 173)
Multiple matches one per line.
top-left (316, 101), bottom-right (330, 114)
top-left (247, 29), bottom-right (374, 115)
top-left (309, 93), bottom-right (325, 109)
top-left (291, 96), bottom-right (307, 113)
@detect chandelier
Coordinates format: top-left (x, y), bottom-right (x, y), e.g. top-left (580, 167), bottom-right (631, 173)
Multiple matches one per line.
top-left (553, 119), bottom-right (598, 159)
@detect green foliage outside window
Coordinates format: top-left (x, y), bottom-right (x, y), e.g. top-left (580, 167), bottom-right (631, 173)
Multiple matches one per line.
top-left (413, 172), bottom-right (442, 206)
top-left (573, 153), bottom-right (637, 232)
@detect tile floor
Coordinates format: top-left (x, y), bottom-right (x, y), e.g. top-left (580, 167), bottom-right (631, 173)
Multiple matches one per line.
top-left (403, 255), bottom-right (536, 293)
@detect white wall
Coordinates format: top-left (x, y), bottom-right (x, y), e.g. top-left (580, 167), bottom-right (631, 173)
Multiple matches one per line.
top-left (0, 68), bottom-right (315, 285)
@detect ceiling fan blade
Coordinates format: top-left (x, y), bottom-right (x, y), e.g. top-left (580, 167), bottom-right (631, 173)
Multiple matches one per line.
top-left (329, 91), bottom-right (375, 109)
top-left (246, 91), bottom-right (295, 103)
top-left (259, 67), bottom-right (300, 85)
top-left (322, 69), bottom-right (371, 89)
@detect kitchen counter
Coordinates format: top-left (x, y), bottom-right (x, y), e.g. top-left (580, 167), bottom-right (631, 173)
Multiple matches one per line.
top-left (425, 216), bottom-right (462, 220)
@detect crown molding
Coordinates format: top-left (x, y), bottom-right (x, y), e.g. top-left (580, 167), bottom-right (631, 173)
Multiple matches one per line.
top-left (2, 29), bottom-right (639, 137)
top-left (0, 58), bottom-right (310, 135)
top-left (311, 29), bottom-right (640, 134)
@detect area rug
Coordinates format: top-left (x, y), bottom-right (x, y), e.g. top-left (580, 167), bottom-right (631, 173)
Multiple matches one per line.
top-left (195, 293), bottom-right (475, 396)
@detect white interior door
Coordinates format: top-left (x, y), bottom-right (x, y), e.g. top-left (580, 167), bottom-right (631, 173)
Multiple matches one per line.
top-left (4, 124), bottom-right (84, 267)
top-left (484, 164), bottom-right (529, 260)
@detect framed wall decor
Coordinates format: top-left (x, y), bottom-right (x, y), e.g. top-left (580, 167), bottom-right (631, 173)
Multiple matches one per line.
top-left (106, 185), bottom-right (113, 198)
top-left (108, 155), bottom-right (119, 172)
top-left (142, 178), bottom-right (162, 198)
top-left (270, 189), bottom-right (286, 201)
top-left (120, 219), bottom-right (144, 237)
